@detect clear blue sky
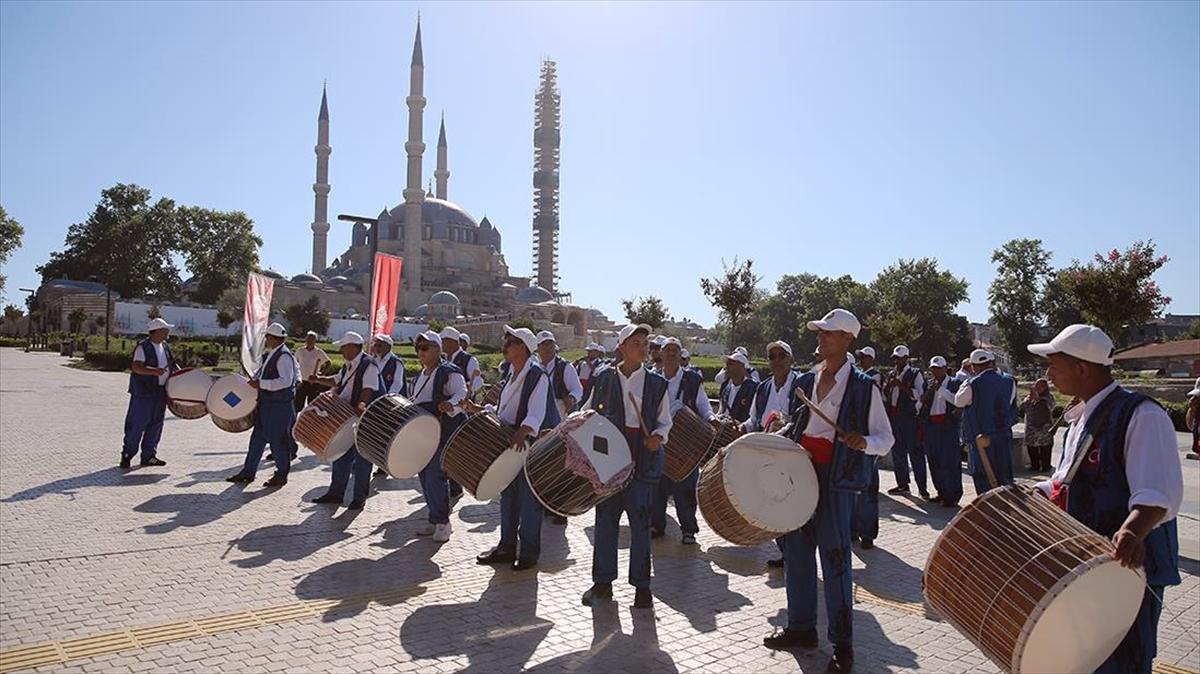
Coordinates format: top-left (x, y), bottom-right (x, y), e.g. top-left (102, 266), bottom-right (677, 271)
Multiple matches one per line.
top-left (2, 1), bottom-right (1197, 327)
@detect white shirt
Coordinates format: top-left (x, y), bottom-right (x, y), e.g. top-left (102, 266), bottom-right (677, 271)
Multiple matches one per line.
top-left (578, 359), bottom-right (598, 382)
top-left (925, 376), bottom-right (957, 416)
top-left (334, 352), bottom-right (380, 403)
top-left (954, 368), bottom-right (1017, 408)
top-left (1035, 381), bottom-right (1183, 522)
top-left (295, 345), bottom-right (330, 380)
top-left (133, 340), bottom-right (170, 386)
top-left (542, 355), bottom-right (584, 403)
top-left (255, 345), bottom-right (298, 392)
top-left (888, 368), bottom-right (925, 407)
top-left (495, 357), bottom-right (548, 432)
top-left (660, 366), bottom-right (713, 422)
top-left (409, 363), bottom-right (468, 415)
top-left (373, 353), bottom-right (407, 395)
top-left (722, 377), bottom-right (752, 415)
top-left (583, 365), bottom-right (673, 443)
top-left (802, 359), bottom-right (894, 457)
top-left (954, 368), bottom-right (972, 381)
top-left (747, 370), bottom-right (799, 432)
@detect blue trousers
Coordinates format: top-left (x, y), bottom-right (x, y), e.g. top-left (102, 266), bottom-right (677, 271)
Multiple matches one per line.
top-left (593, 479), bottom-right (656, 589)
top-left (784, 465), bottom-right (856, 646)
top-left (240, 400), bottom-right (295, 478)
top-left (651, 468), bottom-right (699, 535)
top-left (968, 433), bottom-right (1014, 495)
top-left (499, 472), bottom-right (543, 562)
top-left (850, 459), bottom-right (879, 542)
top-left (925, 421), bottom-right (962, 504)
top-left (122, 390), bottom-right (167, 460)
top-left (419, 445), bottom-right (450, 524)
top-left (889, 412), bottom-right (925, 492)
top-left (329, 446), bottom-right (372, 503)
top-left (1094, 585), bottom-right (1164, 674)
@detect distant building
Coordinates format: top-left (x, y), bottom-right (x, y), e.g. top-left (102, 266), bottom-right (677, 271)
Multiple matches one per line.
top-left (1119, 314), bottom-right (1199, 349)
top-left (1113, 339), bottom-right (1200, 376)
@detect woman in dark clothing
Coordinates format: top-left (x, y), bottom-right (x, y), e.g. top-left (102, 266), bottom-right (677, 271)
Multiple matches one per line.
top-left (1020, 378), bottom-right (1056, 471)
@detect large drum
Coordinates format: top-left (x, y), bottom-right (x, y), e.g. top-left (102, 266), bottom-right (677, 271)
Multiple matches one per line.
top-left (525, 411), bottom-right (633, 517)
top-left (442, 411), bottom-right (524, 501)
top-left (355, 394), bottom-right (440, 478)
top-left (704, 417), bottom-right (742, 464)
top-left (206, 374), bottom-right (258, 433)
top-left (479, 384), bottom-right (502, 407)
top-left (698, 433), bottom-right (818, 546)
top-left (294, 391), bottom-right (358, 463)
top-left (664, 406), bottom-right (715, 481)
top-left (923, 486), bottom-right (1145, 674)
top-left (166, 368), bottom-right (214, 420)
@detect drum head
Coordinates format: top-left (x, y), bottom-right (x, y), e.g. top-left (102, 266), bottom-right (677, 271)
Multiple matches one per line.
top-left (384, 414), bottom-right (441, 479)
top-left (206, 374), bottom-right (256, 421)
top-left (562, 412), bottom-right (632, 483)
top-left (723, 433), bottom-right (818, 534)
top-left (167, 368), bottom-right (214, 404)
top-left (1015, 557), bottom-right (1145, 674)
top-left (475, 448), bottom-right (527, 502)
top-left (323, 420), bottom-right (358, 464)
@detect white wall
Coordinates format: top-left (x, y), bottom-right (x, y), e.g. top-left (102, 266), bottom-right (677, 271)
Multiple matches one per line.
top-left (114, 301), bottom-right (432, 341)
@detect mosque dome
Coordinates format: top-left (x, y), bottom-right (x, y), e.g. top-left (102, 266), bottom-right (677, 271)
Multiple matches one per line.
top-left (499, 282), bottom-right (518, 292)
top-left (516, 285), bottom-right (555, 303)
top-left (291, 273), bottom-right (322, 285)
top-left (262, 268), bottom-right (285, 280)
top-left (429, 290), bottom-right (460, 305)
top-left (414, 304), bottom-right (430, 317)
top-left (386, 197), bottom-right (479, 228)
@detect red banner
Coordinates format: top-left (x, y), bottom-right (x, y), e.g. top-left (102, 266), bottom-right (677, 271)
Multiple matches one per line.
top-left (369, 253), bottom-right (404, 338)
top-left (240, 272), bottom-right (275, 376)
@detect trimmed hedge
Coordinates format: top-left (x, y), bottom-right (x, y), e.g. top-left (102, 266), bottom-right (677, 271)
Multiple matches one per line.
top-left (0, 337), bottom-right (26, 348)
top-left (84, 350), bottom-right (132, 372)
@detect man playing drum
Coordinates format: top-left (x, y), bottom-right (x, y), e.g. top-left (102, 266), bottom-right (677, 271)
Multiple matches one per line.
top-left (765, 309), bottom-right (893, 674)
top-left (536, 330), bottom-right (583, 419)
top-left (920, 356), bottom-right (963, 508)
top-left (294, 331), bottom-right (330, 413)
top-left (308, 331), bottom-right (383, 510)
top-left (849, 346), bottom-right (882, 549)
top-left (226, 322), bottom-right (298, 487)
top-left (459, 333), bottom-right (485, 395)
top-left (409, 330), bottom-right (468, 543)
top-left (576, 342), bottom-right (606, 404)
top-left (121, 318), bottom-right (177, 469)
top-left (954, 348), bottom-right (1018, 495)
top-left (370, 333), bottom-right (408, 478)
top-left (441, 326), bottom-right (479, 500)
top-left (580, 323), bottom-right (673, 609)
top-left (650, 336), bottom-right (716, 545)
top-left (471, 326), bottom-right (560, 571)
top-left (717, 351), bottom-right (758, 423)
top-left (884, 345), bottom-right (928, 499)
top-left (1029, 324), bottom-right (1183, 674)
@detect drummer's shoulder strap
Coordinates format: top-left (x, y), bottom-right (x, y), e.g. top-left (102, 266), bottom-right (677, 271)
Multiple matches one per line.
top-left (787, 373), bottom-right (817, 443)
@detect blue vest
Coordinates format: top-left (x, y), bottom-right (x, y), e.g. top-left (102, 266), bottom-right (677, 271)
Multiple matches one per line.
top-left (919, 375), bottom-right (961, 424)
top-left (889, 366), bottom-right (920, 417)
top-left (719, 378), bottom-right (757, 422)
top-left (547, 356), bottom-right (571, 401)
top-left (338, 356), bottom-right (384, 405)
top-left (787, 367), bottom-right (876, 492)
top-left (414, 361), bottom-right (464, 439)
top-left (1067, 386), bottom-right (1180, 587)
top-left (589, 366), bottom-right (669, 482)
top-left (753, 373), bottom-right (804, 427)
top-left (962, 369), bottom-right (1017, 439)
top-left (671, 368), bottom-right (705, 415)
top-left (128, 339), bottom-right (172, 396)
top-left (257, 346), bottom-right (296, 403)
top-left (379, 354), bottom-right (406, 396)
top-left (500, 361), bottom-right (560, 432)
top-left (450, 349), bottom-right (472, 378)
top-left (579, 358), bottom-right (601, 404)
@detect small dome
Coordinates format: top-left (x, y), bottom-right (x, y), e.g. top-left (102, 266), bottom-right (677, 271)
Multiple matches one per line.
top-left (262, 268), bottom-right (285, 280)
top-left (499, 282), bottom-right (518, 291)
top-left (291, 273), bottom-right (322, 285)
top-left (517, 285), bottom-right (555, 303)
top-left (327, 275), bottom-right (353, 286)
top-left (414, 304), bottom-right (430, 316)
top-left (429, 290), bottom-right (460, 305)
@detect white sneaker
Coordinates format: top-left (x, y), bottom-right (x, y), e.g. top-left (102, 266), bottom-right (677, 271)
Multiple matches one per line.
top-left (416, 523), bottom-right (435, 537)
top-left (432, 523), bottom-right (452, 543)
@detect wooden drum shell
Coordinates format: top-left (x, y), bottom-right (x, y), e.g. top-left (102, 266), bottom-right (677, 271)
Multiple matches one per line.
top-left (354, 394), bottom-right (440, 478)
top-left (705, 419), bottom-right (741, 464)
top-left (663, 406), bottom-right (715, 481)
top-left (441, 412), bottom-right (519, 500)
top-left (293, 391), bottom-right (358, 463)
top-left (697, 450), bottom-right (771, 546)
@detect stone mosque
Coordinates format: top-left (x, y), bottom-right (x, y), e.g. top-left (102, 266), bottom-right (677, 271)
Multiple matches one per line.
top-left (265, 19), bottom-right (599, 345)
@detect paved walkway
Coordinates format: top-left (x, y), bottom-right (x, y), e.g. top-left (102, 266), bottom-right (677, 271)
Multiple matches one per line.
top-left (0, 349), bottom-right (1196, 673)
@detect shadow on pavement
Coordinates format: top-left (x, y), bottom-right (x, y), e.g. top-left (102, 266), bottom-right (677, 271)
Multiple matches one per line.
top-left (456, 502), bottom-right (502, 534)
top-left (764, 605), bottom-right (919, 673)
top-left (652, 543), bottom-right (753, 633)
top-left (174, 454), bottom-right (324, 488)
top-left (231, 508), bottom-right (362, 568)
top-left (132, 486), bottom-right (272, 533)
top-left (3, 468), bottom-right (169, 502)
top-left (524, 601), bottom-right (678, 673)
top-left (852, 542), bottom-right (928, 610)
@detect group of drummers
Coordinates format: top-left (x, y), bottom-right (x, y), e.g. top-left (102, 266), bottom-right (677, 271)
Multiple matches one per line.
top-left (120, 308), bottom-right (1183, 674)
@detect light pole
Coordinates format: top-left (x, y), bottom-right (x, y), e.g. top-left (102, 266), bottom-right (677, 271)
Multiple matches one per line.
top-left (337, 213), bottom-right (380, 322)
top-left (18, 287), bottom-right (36, 341)
top-left (89, 275), bottom-right (113, 350)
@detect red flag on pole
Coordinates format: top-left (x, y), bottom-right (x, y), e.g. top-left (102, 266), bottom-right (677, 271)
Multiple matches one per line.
top-left (370, 253), bottom-right (404, 338)
top-left (240, 272), bottom-right (275, 376)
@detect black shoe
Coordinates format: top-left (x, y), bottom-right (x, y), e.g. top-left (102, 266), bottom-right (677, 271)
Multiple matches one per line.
top-left (512, 558), bottom-right (538, 571)
top-left (633, 588), bottom-right (653, 609)
top-left (763, 628), bottom-right (818, 650)
top-left (477, 549), bottom-right (516, 566)
top-left (919, 490), bottom-right (933, 501)
top-left (650, 528), bottom-right (665, 539)
top-left (291, 450), bottom-right (297, 460)
top-left (140, 457), bottom-right (166, 467)
top-left (767, 557), bottom-right (785, 568)
top-left (119, 456), bottom-right (131, 469)
top-left (373, 467), bottom-right (387, 477)
top-left (225, 473), bottom-right (254, 484)
top-left (830, 643), bottom-right (854, 671)
top-left (581, 583), bottom-right (612, 606)
top-left (930, 493), bottom-right (943, 503)
top-left (311, 493), bottom-right (342, 504)
top-left (263, 474), bottom-right (288, 488)
top-left (942, 499), bottom-right (959, 508)
top-left (886, 485), bottom-right (909, 495)
top-left (859, 538), bottom-right (874, 550)
top-left (346, 499), bottom-right (365, 510)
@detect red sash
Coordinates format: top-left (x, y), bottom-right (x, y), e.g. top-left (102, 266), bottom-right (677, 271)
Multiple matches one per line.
top-left (800, 435), bottom-right (835, 465)
top-left (928, 414), bottom-right (946, 424)
top-left (1049, 479), bottom-right (1068, 510)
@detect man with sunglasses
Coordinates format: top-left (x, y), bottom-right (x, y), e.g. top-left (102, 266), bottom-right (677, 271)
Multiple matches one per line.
top-left (471, 326), bottom-right (560, 571)
top-left (409, 330), bottom-right (468, 543)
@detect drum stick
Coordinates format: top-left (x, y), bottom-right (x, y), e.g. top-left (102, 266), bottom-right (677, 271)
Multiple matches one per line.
top-left (626, 392), bottom-right (655, 444)
top-left (974, 434), bottom-right (999, 491)
top-left (794, 389), bottom-right (850, 440)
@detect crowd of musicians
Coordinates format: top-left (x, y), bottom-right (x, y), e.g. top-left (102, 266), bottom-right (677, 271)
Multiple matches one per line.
top-left (119, 309), bottom-right (1185, 674)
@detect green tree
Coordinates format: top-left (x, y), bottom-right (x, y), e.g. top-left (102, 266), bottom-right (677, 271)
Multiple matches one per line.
top-left (1041, 269), bottom-right (1084, 331)
top-left (700, 257), bottom-right (761, 351)
top-left (988, 238), bottom-right (1053, 368)
top-left (283, 296), bottom-right (330, 338)
top-left (67, 307), bottom-right (88, 334)
top-left (177, 206), bottom-right (262, 305)
top-left (621, 295), bottom-right (670, 329)
top-left (507, 316), bottom-right (537, 332)
top-left (3, 304), bottom-right (24, 321)
top-left (1175, 319), bottom-right (1200, 341)
top-left (1049, 241), bottom-right (1171, 342)
top-left (709, 288), bottom-right (772, 356)
top-left (216, 286), bottom-right (245, 323)
top-left (869, 258), bottom-right (969, 359)
top-left (0, 206), bottom-right (25, 297)
top-left (36, 184), bottom-right (180, 299)
top-left (427, 318), bottom-right (446, 333)
top-left (216, 309), bottom-right (238, 350)
top-left (761, 273), bottom-right (875, 356)
top-left (146, 304), bottom-right (162, 319)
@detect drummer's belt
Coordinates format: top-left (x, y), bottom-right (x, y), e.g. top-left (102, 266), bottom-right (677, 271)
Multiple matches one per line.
top-left (799, 435), bottom-right (834, 465)
top-left (927, 414), bottom-right (946, 424)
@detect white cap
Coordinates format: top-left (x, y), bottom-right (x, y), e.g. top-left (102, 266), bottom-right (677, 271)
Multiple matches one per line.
top-left (459, 332), bottom-right (470, 345)
top-left (305, 330), bottom-right (319, 339)
top-left (661, 336), bottom-right (682, 350)
top-left (1188, 377), bottom-right (1200, 398)
top-left (264, 322), bottom-right (287, 338)
top-left (146, 317), bottom-right (174, 332)
top-left (651, 335), bottom-right (667, 347)
top-left (536, 330), bottom-right (557, 345)
top-left (617, 323), bottom-right (652, 346)
top-left (892, 345), bottom-right (910, 359)
top-left (504, 325), bottom-right (538, 353)
top-left (970, 348), bottom-right (995, 365)
top-left (807, 308), bottom-right (861, 338)
top-left (680, 349), bottom-right (691, 359)
top-left (847, 351), bottom-right (857, 364)
top-left (439, 326), bottom-right (462, 342)
top-left (415, 330), bottom-right (442, 346)
top-left (333, 331), bottom-right (365, 347)
top-left (725, 352), bottom-right (751, 368)
top-left (734, 346), bottom-right (749, 356)
top-left (1027, 324), bottom-right (1115, 366)
top-left (929, 355), bottom-right (947, 368)
top-left (373, 333), bottom-right (394, 347)
top-left (857, 346), bottom-right (876, 360)
top-left (766, 340), bottom-right (792, 357)
top-left (586, 342), bottom-right (605, 353)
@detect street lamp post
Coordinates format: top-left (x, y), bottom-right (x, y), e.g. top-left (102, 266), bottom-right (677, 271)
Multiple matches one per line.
top-left (337, 213), bottom-right (380, 324)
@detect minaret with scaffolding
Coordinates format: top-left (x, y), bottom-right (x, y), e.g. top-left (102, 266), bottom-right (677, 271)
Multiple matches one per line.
top-left (532, 59), bottom-right (560, 294)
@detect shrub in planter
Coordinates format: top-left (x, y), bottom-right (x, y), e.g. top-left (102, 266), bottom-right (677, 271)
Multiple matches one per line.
top-left (84, 350), bottom-right (132, 371)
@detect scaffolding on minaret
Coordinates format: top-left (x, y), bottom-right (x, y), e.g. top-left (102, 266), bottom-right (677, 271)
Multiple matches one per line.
top-left (532, 59), bottom-right (560, 294)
